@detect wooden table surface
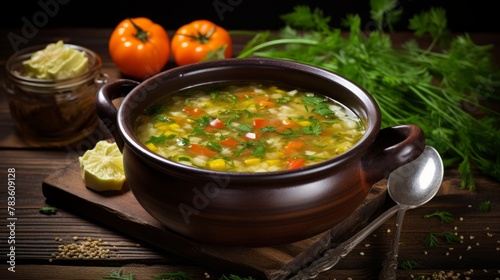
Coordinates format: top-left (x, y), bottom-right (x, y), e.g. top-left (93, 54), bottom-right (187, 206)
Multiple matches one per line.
top-left (1, 28), bottom-right (499, 280)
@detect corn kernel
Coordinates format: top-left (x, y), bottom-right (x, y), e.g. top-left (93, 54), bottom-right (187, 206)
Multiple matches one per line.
top-left (154, 124), bottom-right (168, 131)
top-left (145, 143), bottom-right (158, 152)
top-left (169, 123), bottom-right (180, 130)
top-left (163, 131), bottom-right (176, 137)
top-left (266, 159), bottom-right (281, 166)
top-left (297, 121), bottom-right (312, 127)
top-left (245, 158), bottom-right (261, 165)
top-left (208, 158), bottom-right (226, 170)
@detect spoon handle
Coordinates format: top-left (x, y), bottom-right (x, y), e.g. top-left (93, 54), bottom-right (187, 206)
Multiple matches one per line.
top-left (379, 207), bottom-right (409, 280)
top-left (289, 204), bottom-right (400, 280)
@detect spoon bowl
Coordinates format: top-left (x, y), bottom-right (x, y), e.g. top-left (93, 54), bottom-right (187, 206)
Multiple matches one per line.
top-left (380, 146), bottom-right (444, 279)
top-left (290, 146), bottom-right (444, 280)
top-left (387, 145), bottom-right (444, 208)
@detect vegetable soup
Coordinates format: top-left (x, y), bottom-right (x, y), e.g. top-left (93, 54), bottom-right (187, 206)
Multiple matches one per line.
top-left (134, 82), bottom-right (366, 172)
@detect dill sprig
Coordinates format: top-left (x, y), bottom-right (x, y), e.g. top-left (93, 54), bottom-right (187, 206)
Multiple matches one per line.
top-left (101, 270), bottom-right (134, 280)
top-left (479, 200), bottom-right (491, 213)
top-left (423, 210), bottom-right (454, 223)
top-left (399, 260), bottom-right (420, 271)
top-left (152, 272), bottom-right (191, 280)
top-left (237, 1), bottom-right (500, 191)
top-left (424, 232), bottom-right (460, 248)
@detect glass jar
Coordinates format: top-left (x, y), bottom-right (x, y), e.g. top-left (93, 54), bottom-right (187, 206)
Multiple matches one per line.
top-left (4, 44), bottom-right (108, 147)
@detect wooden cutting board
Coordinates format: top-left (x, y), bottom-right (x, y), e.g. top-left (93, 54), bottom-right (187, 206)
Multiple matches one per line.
top-left (42, 161), bottom-right (387, 280)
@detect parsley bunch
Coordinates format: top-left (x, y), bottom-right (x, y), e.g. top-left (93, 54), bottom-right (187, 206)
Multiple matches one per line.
top-left (238, 1), bottom-right (500, 191)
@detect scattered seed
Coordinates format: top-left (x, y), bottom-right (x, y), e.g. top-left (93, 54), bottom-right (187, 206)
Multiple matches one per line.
top-left (51, 236), bottom-right (113, 260)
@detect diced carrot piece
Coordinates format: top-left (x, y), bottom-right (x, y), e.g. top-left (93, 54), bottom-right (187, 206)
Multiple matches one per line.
top-left (273, 119), bottom-right (299, 132)
top-left (287, 158), bottom-right (306, 170)
top-left (282, 119), bottom-right (298, 128)
top-left (183, 107), bottom-right (204, 117)
top-left (221, 137), bottom-right (239, 147)
top-left (284, 140), bottom-right (304, 154)
top-left (189, 144), bottom-right (218, 157)
top-left (259, 100), bottom-right (275, 108)
top-left (234, 91), bottom-right (254, 101)
top-left (252, 119), bottom-right (268, 129)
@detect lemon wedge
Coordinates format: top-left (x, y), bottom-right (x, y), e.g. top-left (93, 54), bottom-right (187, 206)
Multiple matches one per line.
top-left (79, 140), bottom-right (125, 192)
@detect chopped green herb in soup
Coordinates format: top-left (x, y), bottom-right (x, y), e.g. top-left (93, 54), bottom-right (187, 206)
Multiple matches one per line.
top-left (134, 83), bottom-right (366, 172)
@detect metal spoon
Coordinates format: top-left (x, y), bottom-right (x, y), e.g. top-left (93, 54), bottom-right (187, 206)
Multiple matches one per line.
top-left (289, 146), bottom-right (443, 280)
top-left (379, 146), bottom-right (444, 279)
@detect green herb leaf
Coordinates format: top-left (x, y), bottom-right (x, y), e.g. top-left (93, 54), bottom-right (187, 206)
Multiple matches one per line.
top-left (441, 232), bottom-right (460, 244)
top-left (399, 259), bottom-right (420, 270)
top-left (236, 124), bottom-right (252, 132)
top-left (260, 125), bottom-right (277, 132)
top-left (152, 271), bottom-right (192, 280)
top-left (408, 7), bottom-right (448, 41)
top-left (177, 137), bottom-right (190, 146)
top-left (423, 232), bottom-right (459, 248)
top-left (369, 0), bottom-right (403, 32)
top-left (275, 97), bottom-right (291, 103)
top-left (423, 233), bottom-right (439, 248)
top-left (423, 210), bottom-right (454, 223)
top-left (207, 141), bottom-right (222, 152)
top-left (39, 206), bottom-right (57, 215)
top-left (101, 270), bottom-right (134, 280)
top-left (479, 200), bottom-right (491, 213)
top-left (302, 123), bottom-right (323, 135)
top-left (280, 5), bottom-right (330, 31)
top-left (146, 134), bottom-right (175, 145)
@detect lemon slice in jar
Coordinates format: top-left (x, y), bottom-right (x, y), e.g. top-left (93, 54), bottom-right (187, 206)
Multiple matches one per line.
top-left (79, 140), bottom-right (126, 192)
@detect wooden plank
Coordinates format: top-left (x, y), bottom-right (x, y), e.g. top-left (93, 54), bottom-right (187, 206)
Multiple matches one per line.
top-left (41, 161), bottom-right (387, 280)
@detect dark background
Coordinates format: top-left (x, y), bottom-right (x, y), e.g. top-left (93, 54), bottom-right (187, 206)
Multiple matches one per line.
top-left (2, 0), bottom-right (500, 33)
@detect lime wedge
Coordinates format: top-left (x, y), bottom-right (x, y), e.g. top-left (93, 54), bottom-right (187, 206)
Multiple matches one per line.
top-left (79, 141), bottom-right (125, 192)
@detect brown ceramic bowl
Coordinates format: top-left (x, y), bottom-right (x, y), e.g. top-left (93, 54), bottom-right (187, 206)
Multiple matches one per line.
top-left (96, 58), bottom-right (425, 247)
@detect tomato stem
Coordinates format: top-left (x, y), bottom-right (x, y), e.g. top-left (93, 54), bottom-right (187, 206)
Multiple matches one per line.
top-left (128, 18), bottom-right (149, 43)
top-left (185, 27), bottom-right (215, 44)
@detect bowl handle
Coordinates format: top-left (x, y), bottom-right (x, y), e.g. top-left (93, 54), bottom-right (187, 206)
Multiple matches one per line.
top-left (362, 124), bottom-right (426, 185)
top-left (96, 79), bottom-right (139, 151)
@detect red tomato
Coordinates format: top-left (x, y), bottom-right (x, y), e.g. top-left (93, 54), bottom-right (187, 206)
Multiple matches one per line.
top-left (109, 17), bottom-right (170, 80)
top-left (209, 118), bottom-right (226, 128)
top-left (287, 158), bottom-right (306, 170)
top-left (171, 20), bottom-right (232, 66)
